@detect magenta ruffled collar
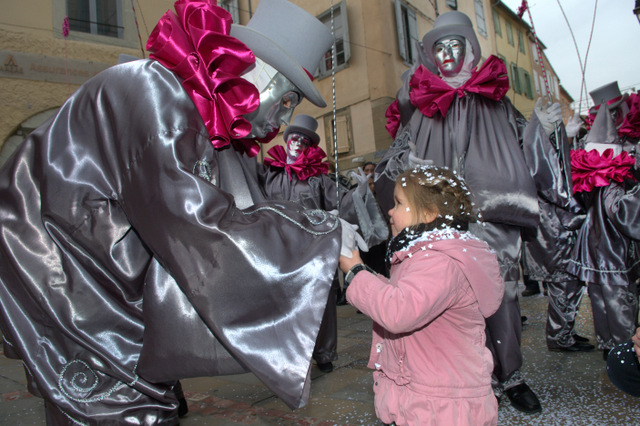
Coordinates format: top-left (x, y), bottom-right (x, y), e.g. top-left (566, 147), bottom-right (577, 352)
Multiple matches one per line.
top-left (264, 145), bottom-right (329, 181)
top-left (147, 0), bottom-right (270, 157)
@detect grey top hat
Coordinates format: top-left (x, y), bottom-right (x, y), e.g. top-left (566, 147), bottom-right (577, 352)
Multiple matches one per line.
top-left (422, 11), bottom-right (481, 71)
top-left (589, 81), bottom-right (628, 114)
top-left (283, 114), bottom-right (320, 145)
top-left (230, 0), bottom-right (333, 108)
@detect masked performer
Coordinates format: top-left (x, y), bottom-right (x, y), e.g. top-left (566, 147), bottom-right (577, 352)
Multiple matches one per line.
top-left (0, 0), bottom-right (355, 423)
top-left (376, 11), bottom-right (569, 414)
top-left (568, 99), bottom-right (640, 361)
top-left (259, 114), bottom-right (387, 373)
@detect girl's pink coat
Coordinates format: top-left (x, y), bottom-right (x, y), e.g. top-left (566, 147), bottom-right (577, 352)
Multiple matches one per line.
top-left (347, 231), bottom-right (504, 426)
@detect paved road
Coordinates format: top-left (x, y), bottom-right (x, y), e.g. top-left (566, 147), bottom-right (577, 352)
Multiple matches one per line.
top-left (0, 288), bottom-right (639, 425)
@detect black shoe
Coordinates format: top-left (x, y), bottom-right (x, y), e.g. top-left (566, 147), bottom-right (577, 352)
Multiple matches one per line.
top-left (336, 294), bottom-right (348, 306)
top-left (505, 383), bottom-right (542, 414)
top-left (521, 288), bottom-right (540, 297)
top-left (603, 349), bottom-right (611, 361)
top-left (521, 315), bottom-right (528, 325)
top-left (317, 362), bottom-right (334, 373)
top-left (548, 341), bottom-right (595, 352)
top-left (573, 334), bottom-right (590, 343)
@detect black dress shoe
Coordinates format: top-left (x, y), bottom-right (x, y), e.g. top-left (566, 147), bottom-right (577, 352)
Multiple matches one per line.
top-left (317, 362), bottom-right (334, 373)
top-left (603, 349), bottom-right (611, 361)
top-left (548, 341), bottom-right (595, 352)
top-left (505, 383), bottom-right (542, 414)
top-left (573, 334), bottom-right (590, 343)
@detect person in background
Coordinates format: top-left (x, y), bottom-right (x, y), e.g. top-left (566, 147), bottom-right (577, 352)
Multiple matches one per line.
top-left (0, 0), bottom-right (349, 422)
top-left (259, 114), bottom-right (387, 372)
top-left (375, 11), bottom-right (568, 413)
top-left (363, 161), bottom-right (376, 194)
top-left (567, 91), bottom-right (640, 361)
top-left (340, 165), bottom-right (504, 426)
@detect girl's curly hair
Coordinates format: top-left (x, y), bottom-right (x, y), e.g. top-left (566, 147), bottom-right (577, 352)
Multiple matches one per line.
top-left (396, 165), bottom-right (478, 226)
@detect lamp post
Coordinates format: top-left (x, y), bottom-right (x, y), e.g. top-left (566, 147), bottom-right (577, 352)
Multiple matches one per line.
top-left (634, 0), bottom-right (640, 24)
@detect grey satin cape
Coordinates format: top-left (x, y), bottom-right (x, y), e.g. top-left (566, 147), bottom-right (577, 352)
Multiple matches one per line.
top-left (0, 59), bottom-right (340, 424)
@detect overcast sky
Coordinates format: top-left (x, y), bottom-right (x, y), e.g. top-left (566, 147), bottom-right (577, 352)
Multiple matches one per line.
top-left (500, 0), bottom-right (640, 113)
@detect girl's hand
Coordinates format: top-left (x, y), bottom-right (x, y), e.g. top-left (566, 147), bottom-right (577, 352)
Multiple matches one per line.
top-left (339, 249), bottom-right (363, 273)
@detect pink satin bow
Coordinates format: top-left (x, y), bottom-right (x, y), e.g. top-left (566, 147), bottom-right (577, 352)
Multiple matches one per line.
top-left (264, 145), bottom-right (329, 181)
top-left (147, 0), bottom-right (268, 155)
top-left (570, 148), bottom-right (636, 193)
top-left (409, 55), bottom-right (510, 118)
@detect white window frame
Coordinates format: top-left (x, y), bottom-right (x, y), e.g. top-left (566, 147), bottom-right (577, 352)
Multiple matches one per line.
top-left (395, 0), bottom-right (419, 65)
top-left (474, 0), bottom-right (488, 38)
top-left (53, 0), bottom-right (140, 48)
top-left (505, 20), bottom-right (514, 46)
top-left (317, 1), bottom-right (351, 78)
top-left (66, 0), bottom-right (123, 38)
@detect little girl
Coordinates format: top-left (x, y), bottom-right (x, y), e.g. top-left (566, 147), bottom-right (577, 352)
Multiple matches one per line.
top-left (339, 165), bottom-right (504, 426)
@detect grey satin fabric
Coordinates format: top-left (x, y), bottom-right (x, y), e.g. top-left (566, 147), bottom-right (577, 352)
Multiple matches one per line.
top-left (568, 182), bottom-right (640, 286)
top-left (484, 280), bottom-right (522, 385)
top-left (588, 282), bottom-right (638, 350)
top-left (0, 59), bottom-right (340, 424)
top-left (257, 165), bottom-right (388, 247)
top-left (520, 122), bottom-right (590, 349)
top-left (377, 90), bottom-right (539, 230)
top-left (545, 280), bottom-right (586, 348)
top-left (568, 181), bottom-right (640, 350)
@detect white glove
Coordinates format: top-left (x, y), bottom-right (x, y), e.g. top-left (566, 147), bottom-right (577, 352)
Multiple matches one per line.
top-left (408, 141), bottom-right (433, 168)
top-left (338, 218), bottom-right (368, 257)
top-left (349, 167), bottom-right (369, 197)
top-left (565, 114), bottom-right (583, 138)
top-left (535, 98), bottom-right (562, 136)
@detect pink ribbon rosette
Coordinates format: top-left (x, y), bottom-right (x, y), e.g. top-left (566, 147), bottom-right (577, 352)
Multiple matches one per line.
top-left (147, 0), bottom-right (270, 156)
top-left (570, 148), bottom-right (636, 193)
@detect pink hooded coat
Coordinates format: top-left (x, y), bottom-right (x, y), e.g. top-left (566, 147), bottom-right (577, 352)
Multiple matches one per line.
top-left (346, 229), bottom-right (504, 426)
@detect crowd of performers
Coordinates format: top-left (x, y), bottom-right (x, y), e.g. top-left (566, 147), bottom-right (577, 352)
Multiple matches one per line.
top-left (0, 1), bottom-right (637, 424)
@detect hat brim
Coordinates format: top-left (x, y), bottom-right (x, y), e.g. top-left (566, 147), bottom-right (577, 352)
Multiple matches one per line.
top-left (283, 125), bottom-right (320, 145)
top-left (589, 93), bottom-right (628, 115)
top-left (231, 25), bottom-right (327, 108)
top-left (423, 25), bottom-right (481, 71)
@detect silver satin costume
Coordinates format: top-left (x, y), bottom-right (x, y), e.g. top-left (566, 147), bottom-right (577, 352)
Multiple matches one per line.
top-left (0, 59), bottom-right (341, 424)
top-left (258, 164), bottom-right (387, 366)
top-left (375, 63), bottom-right (564, 390)
top-left (567, 182), bottom-right (640, 350)
top-left (521, 125), bottom-right (588, 349)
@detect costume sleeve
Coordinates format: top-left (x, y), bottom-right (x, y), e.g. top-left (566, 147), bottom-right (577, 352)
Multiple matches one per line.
top-left (110, 62), bottom-right (340, 409)
top-left (522, 108), bottom-right (575, 208)
top-left (346, 254), bottom-right (460, 334)
top-left (604, 181), bottom-right (640, 240)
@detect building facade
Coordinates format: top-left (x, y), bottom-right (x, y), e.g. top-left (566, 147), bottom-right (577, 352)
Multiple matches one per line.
top-left (1, 0), bottom-right (573, 174)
